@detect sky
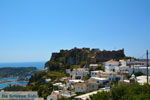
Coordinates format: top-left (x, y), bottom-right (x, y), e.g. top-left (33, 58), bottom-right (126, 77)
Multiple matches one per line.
top-left (0, 0), bottom-right (150, 62)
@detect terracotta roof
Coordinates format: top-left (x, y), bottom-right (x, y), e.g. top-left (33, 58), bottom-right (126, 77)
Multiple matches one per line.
top-left (76, 82), bottom-right (86, 87)
top-left (87, 80), bottom-right (97, 84)
top-left (106, 60), bottom-right (119, 63)
top-left (74, 68), bottom-right (86, 71)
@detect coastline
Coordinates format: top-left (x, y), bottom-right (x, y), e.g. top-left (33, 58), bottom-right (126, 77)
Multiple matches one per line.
top-left (0, 80), bottom-right (29, 84)
top-left (0, 81), bottom-right (29, 89)
top-left (0, 62), bottom-right (45, 70)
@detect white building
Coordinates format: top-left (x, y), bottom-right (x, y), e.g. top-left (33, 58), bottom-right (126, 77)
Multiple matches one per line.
top-left (53, 83), bottom-right (65, 90)
top-left (75, 83), bottom-right (87, 93)
top-left (89, 77), bottom-right (109, 85)
top-left (105, 60), bottom-right (129, 75)
top-left (126, 59), bottom-right (150, 68)
top-left (75, 81), bottom-right (99, 93)
top-left (45, 78), bottom-right (51, 83)
top-left (89, 64), bottom-right (99, 70)
top-left (61, 91), bottom-right (76, 98)
top-left (67, 80), bottom-right (84, 89)
top-left (136, 76), bottom-right (150, 85)
top-left (105, 60), bottom-right (120, 73)
top-left (129, 67), bottom-right (150, 75)
top-left (86, 80), bottom-right (99, 92)
top-left (91, 70), bottom-right (121, 81)
top-left (71, 68), bottom-right (89, 80)
top-left (119, 60), bottom-right (127, 66)
top-left (47, 90), bottom-right (76, 100)
top-left (66, 69), bottom-right (71, 74)
top-left (119, 66), bottom-right (129, 72)
top-left (91, 70), bottom-right (101, 77)
top-left (47, 91), bottom-right (61, 100)
top-left (123, 75), bottom-right (150, 85)
top-left (105, 60), bottom-right (119, 66)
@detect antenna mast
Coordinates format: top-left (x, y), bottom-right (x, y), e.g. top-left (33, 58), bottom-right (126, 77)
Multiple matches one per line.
top-left (146, 50), bottom-right (149, 84)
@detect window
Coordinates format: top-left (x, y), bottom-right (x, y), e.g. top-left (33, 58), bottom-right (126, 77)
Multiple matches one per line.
top-left (113, 69), bottom-right (115, 72)
top-left (92, 85), bottom-right (94, 88)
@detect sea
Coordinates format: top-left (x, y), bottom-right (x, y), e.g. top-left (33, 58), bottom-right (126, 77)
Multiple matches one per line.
top-left (0, 81), bottom-right (28, 89)
top-left (0, 77), bottom-right (28, 89)
top-left (0, 62), bottom-right (46, 89)
top-left (0, 62), bottom-right (45, 69)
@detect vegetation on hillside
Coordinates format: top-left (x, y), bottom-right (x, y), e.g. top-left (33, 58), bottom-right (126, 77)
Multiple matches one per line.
top-left (0, 67), bottom-right (40, 78)
top-left (28, 71), bottom-right (66, 98)
top-left (90, 83), bottom-right (150, 100)
top-left (4, 85), bottom-right (29, 91)
top-left (2, 71), bottom-right (65, 99)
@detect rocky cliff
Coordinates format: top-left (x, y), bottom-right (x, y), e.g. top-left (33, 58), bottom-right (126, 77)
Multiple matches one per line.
top-left (45, 47), bottom-right (125, 71)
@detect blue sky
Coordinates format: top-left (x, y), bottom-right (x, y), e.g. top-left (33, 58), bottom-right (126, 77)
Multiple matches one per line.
top-left (0, 0), bottom-right (149, 62)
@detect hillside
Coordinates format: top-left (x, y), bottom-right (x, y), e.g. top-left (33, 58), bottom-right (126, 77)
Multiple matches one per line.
top-left (0, 67), bottom-right (40, 78)
top-left (45, 47), bottom-right (125, 71)
top-left (28, 48), bottom-right (126, 98)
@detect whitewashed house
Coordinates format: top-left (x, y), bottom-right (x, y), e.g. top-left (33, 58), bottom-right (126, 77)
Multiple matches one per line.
top-left (71, 68), bottom-right (89, 80)
top-left (91, 70), bottom-right (101, 77)
top-left (75, 83), bottom-right (87, 93)
top-left (119, 66), bottom-right (129, 72)
top-left (75, 81), bottom-right (99, 93)
top-left (45, 78), bottom-right (51, 83)
top-left (91, 70), bottom-right (121, 81)
top-left (119, 60), bottom-right (127, 66)
top-left (105, 60), bottom-right (120, 73)
top-left (89, 77), bottom-right (109, 85)
top-left (61, 91), bottom-right (76, 98)
top-left (53, 83), bottom-right (65, 90)
top-left (89, 64), bottom-right (99, 70)
top-left (47, 91), bottom-right (61, 100)
top-left (86, 80), bottom-right (99, 92)
top-left (129, 67), bottom-right (150, 75)
top-left (128, 60), bottom-right (150, 67)
top-left (66, 69), bottom-right (71, 74)
top-left (67, 80), bottom-right (84, 89)
top-left (47, 90), bottom-right (76, 100)
top-left (136, 76), bottom-right (150, 85)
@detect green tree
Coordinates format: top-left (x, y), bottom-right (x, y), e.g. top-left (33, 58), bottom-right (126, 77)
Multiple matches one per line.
top-left (111, 84), bottom-right (127, 100)
top-left (134, 72), bottom-right (144, 77)
top-left (90, 84), bottom-right (150, 100)
top-left (90, 91), bottom-right (110, 100)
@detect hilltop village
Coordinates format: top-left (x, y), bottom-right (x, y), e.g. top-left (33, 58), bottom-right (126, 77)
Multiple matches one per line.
top-left (0, 48), bottom-right (150, 100)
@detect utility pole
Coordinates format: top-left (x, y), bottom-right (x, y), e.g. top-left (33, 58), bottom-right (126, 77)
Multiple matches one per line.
top-left (132, 58), bottom-right (135, 74)
top-left (133, 60), bottom-right (135, 74)
top-left (75, 48), bottom-right (77, 65)
top-left (146, 50), bottom-right (149, 84)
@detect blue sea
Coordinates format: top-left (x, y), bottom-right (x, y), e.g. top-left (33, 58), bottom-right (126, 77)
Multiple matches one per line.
top-left (0, 62), bottom-right (46, 89)
top-left (0, 77), bottom-right (18, 82)
top-left (0, 62), bottom-right (45, 69)
top-left (0, 78), bottom-right (28, 89)
top-left (0, 81), bottom-right (28, 89)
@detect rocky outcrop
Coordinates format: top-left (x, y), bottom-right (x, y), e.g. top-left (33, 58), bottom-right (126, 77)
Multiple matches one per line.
top-left (45, 48), bottom-right (125, 71)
